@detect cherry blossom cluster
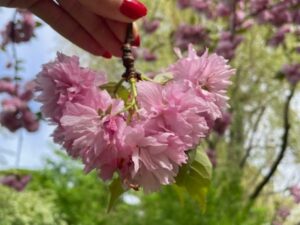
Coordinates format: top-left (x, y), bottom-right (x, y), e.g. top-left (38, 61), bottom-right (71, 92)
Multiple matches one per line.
top-left (216, 32), bottom-right (244, 61)
top-left (132, 47), bottom-right (157, 62)
top-left (174, 0), bottom-right (300, 62)
top-left (290, 185), bottom-right (300, 204)
top-left (175, 1), bottom-right (248, 60)
top-left (213, 111), bottom-right (232, 136)
top-left (177, 0), bottom-right (212, 18)
top-left (250, 0), bottom-right (300, 48)
top-left (271, 185), bottom-right (300, 224)
top-left (173, 24), bottom-right (210, 52)
top-left (142, 18), bottom-right (160, 34)
top-left (206, 148), bottom-right (217, 167)
top-left (133, 18), bottom-right (161, 62)
top-left (0, 174), bottom-right (31, 192)
top-left (0, 10), bottom-right (39, 133)
top-left (272, 206), bottom-right (291, 225)
top-left (1, 10), bottom-right (35, 48)
top-left (281, 63), bottom-right (300, 85)
top-left (35, 45), bottom-right (234, 192)
top-left (0, 78), bottom-right (39, 132)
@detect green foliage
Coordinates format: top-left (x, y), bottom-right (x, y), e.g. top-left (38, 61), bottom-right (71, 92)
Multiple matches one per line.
top-left (27, 153), bottom-right (110, 225)
top-left (0, 185), bottom-right (66, 225)
top-left (6, 152), bottom-right (265, 225)
top-left (99, 81), bottom-right (129, 103)
top-left (107, 177), bottom-right (126, 213)
top-left (153, 72), bottom-right (174, 85)
top-left (176, 147), bottom-right (212, 211)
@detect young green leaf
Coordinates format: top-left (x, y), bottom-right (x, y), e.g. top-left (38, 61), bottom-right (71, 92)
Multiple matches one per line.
top-left (100, 82), bottom-right (129, 102)
top-left (153, 72), bottom-right (174, 84)
top-left (175, 147), bottom-right (212, 212)
top-left (107, 177), bottom-right (126, 213)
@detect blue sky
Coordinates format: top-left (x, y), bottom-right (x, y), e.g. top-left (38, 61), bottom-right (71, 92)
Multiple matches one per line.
top-left (0, 8), bottom-right (61, 169)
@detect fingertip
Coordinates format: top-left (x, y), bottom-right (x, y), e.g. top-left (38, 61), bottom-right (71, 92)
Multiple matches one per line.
top-left (119, 0), bottom-right (147, 21)
top-left (132, 34), bottom-right (140, 47)
top-left (102, 51), bottom-right (113, 59)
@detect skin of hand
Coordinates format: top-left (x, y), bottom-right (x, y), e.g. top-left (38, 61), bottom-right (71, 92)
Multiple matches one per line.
top-left (0, 0), bottom-right (147, 58)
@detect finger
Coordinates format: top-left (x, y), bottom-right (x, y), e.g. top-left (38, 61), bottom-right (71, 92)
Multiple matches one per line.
top-left (105, 20), bottom-right (140, 46)
top-left (0, 0), bottom-right (39, 8)
top-left (27, 0), bottom-right (108, 57)
top-left (78, 0), bottom-right (147, 23)
top-left (57, 0), bottom-right (122, 57)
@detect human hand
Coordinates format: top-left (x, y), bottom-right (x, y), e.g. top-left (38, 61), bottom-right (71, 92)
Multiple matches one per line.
top-left (0, 0), bottom-right (147, 58)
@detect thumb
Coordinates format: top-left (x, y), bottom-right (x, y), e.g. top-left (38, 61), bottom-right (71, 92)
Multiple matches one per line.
top-left (78, 0), bottom-right (147, 23)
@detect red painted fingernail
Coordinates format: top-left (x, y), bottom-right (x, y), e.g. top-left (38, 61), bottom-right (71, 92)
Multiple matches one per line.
top-left (102, 51), bottom-right (112, 59)
top-left (132, 35), bottom-right (140, 47)
top-left (120, 0), bottom-right (147, 20)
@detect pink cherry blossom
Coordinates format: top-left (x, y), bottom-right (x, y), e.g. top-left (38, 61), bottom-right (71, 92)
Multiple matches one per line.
top-left (22, 109), bottom-right (39, 132)
top-left (169, 45), bottom-right (235, 110)
top-left (0, 110), bottom-right (23, 132)
top-left (1, 10), bottom-right (35, 47)
top-left (0, 97), bottom-right (39, 132)
top-left (0, 79), bottom-right (16, 95)
top-left (216, 2), bottom-right (231, 17)
top-left (0, 174), bottom-right (32, 192)
top-left (142, 18), bottom-right (160, 34)
top-left (213, 111), bottom-right (232, 135)
top-left (206, 148), bottom-right (217, 167)
top-left (123, 124), bottom-right (187, 193)
top-left (216, 31), bottom-right (243, 60)
top-left (276, 206), bottom-right (290, 219)
top-left (267, 25), bottom-right (290, 47)
top-left (35, 53), bottom-right (107, 122)
top-left (19, 80), bottom-right (36, 101)
top-left (137, 80), bottom-right (210, 148)
top-left (282, 63), bottom-right (300, 84)
top-left (35, 47), bottom-right (234, 192)
top-left (56, 95), bottom-right (130, 181)
top-left (290, 185), bottom-right (300, 203)
top-left (2, 97), bottom-right (26, 112)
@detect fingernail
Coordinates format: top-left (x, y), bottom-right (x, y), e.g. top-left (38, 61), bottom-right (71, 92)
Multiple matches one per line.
top-left (132, 35), bottom-right (140, 47)
top-left (120, 0), bottom-right (147, 20)
top-left (102, 51), bottom-right (112, 59)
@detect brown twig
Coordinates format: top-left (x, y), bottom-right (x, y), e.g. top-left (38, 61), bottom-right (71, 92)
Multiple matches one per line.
top-left (249, 84), bottom-right (297, 200)
top-left (122, 23), bottom-right (141, 82)
top-left (230, 0), bottom-right (237, 36)
top-left (10, 10), bottom-right (20, 81)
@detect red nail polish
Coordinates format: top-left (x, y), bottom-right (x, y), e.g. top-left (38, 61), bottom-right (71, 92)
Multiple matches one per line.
top-left (102, 51), bottom-right (112, 59)
top-left (132, 35), bottom-right (140, 47)
top-left (120, 0), bottom-right (147, 20)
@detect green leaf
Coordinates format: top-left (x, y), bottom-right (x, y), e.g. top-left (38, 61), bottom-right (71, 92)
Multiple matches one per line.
top-left (153, 72), bottom-right (173, 84)
top-left (100, 82), bottom-right (129, 102)
top-left (35, 21), bottom-right (43, 28)
top-left (107, 177), bottom-right (126, 213)
top-left (274, 71), bottom-right (285, 80)
top-left (175, 147), bottom-right (212, 212)
top-left (1, 45), bottom-right (6, 52)
top-left (14, 76), bottom-right (22, 81)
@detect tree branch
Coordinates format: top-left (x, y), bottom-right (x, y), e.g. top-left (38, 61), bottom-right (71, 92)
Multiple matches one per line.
top-left (229, 0), bottom-right (237, 36)
top-left (249, 84), bottom-right (297, 200)
top-left (240, 106), bottom-right (266, 168)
